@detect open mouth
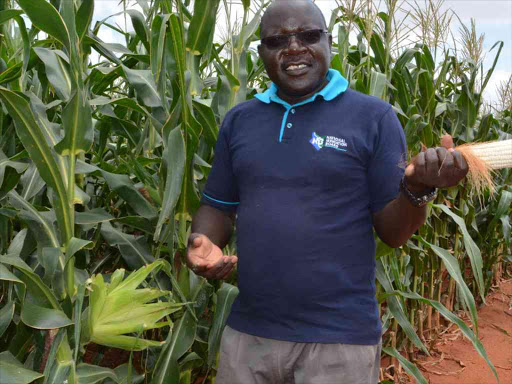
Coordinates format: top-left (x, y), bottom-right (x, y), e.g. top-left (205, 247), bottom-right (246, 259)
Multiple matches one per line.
top-left (284, 62), bottom-right (311, 75)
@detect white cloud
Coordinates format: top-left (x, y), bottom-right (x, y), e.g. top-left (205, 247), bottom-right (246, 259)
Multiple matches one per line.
top-left (483, 68), bottom-right (512, 104)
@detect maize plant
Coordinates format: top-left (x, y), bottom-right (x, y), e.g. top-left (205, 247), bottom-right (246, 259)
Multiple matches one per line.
top-left (0, 0), bottom-right (510, 384)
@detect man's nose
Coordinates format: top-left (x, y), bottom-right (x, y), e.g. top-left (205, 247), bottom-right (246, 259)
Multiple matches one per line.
top-left (285, 35), bottom-right (307, 54)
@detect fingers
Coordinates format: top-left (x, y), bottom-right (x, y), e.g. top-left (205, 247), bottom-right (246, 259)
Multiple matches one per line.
top-left (407, 145), bottom-right (468, 189)
top-left (441, 135), bottom-right (454, 150)
top-left (201, 256), bottom-right (238, 280)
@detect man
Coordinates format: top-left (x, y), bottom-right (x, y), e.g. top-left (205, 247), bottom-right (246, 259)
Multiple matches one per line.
top-left (186, 1), bottom-right (468, 383)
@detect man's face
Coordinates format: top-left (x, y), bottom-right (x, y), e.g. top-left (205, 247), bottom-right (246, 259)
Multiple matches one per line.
top-left (258, 1), bottom-right (332, 105)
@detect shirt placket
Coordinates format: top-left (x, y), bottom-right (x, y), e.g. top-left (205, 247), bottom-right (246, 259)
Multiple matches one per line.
top-left (280, 106), bottom-right (297, 143)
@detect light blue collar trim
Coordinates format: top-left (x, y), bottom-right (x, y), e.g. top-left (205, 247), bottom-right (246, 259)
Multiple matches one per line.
top-left (255, 69), bottom-right (348, 107)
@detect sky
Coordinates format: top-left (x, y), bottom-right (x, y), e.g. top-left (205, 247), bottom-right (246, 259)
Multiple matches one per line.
top-left (89, 0), bottom-right (512, 104)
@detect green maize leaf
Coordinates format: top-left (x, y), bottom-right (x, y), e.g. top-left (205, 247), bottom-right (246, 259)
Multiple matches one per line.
top-left (6, 227), bottom-right (28, 257)
top-left (8, 190), bottom-right (59, 248)
top-left (20, 164), bottom-right (45, 201)
top-left (376, 259), bottom-right (429, 354)
top-left (0, 89), bottom-right (72, 242)
top-left (74, 284), bottom-right (86, 361)
top-left (151, 310), bottom-right (197, 384)
top-left (101, 222), bottom-right (155, 269)
top-left (46, 335), bottom-right (74, 384)
top-left (113, 216), bottom-right (154, 235)
top-left (0, 351), bottom-right (44, 384)
top-left (419, 238), bottom-right (479, 334)
top-left (41, 246), bottom-right (61, 280)
top-left (487, 190), bottom-right (512, 236)
top-left (0, 253), bottom-right (61, 309)
top-left (0, 9), bottom-right (23, 24)
top-left (0, 301), bottom-right (14, 338)
top-left (167, 15), bottom-right (186, 100)
top-left (75, 208), bottom-right (114, 225)
top-left (34, 47), bottom-right (73, 101)
top-left (0, 167), bottom-right (21, 200)
top-left (41, 329), bottom-right (66, 384)
top-left (0, 263), bottom-right (23, 290)
top-left (151, 14), bottom-right (171, 84)
top-left (76, 364), bottom-right (118, 384)
top-left (126, 9), bottom-right (149, 52)
top-left (76, 0), bottom-right (94, 42)
top-left (154, 127), bottom-right (185, 241)
top-left (12, 16), bottom-right (29, 75)
top-left (382, 347), bottom-right (427, 384)
top-left (54, 89), bottom-right (94, 156)
top-left (107, 268), bottom-right (126, 294)
top-left (16, 0), bottom-right (70, 52)
top-left (192, 99), bottom-right (218, 148)
top-left (105, 363), bottom-right (145, 384)
top-left (111, 259), bottom-right (165, 292)
top-left (89, 273), bottom-right (107, 338)
top-left (90, 96), bottom-right (150, 118)
top-left (27, 91), bottom-right (70, 186)
top-left (101, 171), bottom-right (157, 219)
top-left (93, 334), bottom-right (164, 351)
top-left (21, 301), bottom-right (73, 329)
top-left (122, 66), bottom-right (162, 108)
top-left (0, 263), bottom-right (22, 284)
top-left (0, 150), bottom-right (29, 187)
top-left (369, 70), bottom-right (387, 99)
top-left (186, 0), bottom-right (220, 55)
top-left (238, 7), bottom-right (262, 49)
top-left (102, 288), bottom-right (175, 323)
top-left (480, 41), bottom-right (504, 95)
top-left (434, 204), bottom-right (485, 302)
top-left (208, 283), bottom-right (238, 366)
top-left (65, 237), bottom-right (93, 265)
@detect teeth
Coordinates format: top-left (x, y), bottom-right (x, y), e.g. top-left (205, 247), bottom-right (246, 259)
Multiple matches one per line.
top-left (286, 64), bottom-right (307, 71)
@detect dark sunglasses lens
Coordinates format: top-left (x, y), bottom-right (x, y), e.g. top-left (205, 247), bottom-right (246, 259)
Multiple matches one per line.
top-left (299, 30), bottom-right (322, 44)
top-left (263, 35), bottom-right (288, 49)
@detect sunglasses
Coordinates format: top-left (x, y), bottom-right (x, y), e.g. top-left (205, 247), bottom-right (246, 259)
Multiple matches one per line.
top-left (260, 29), bottom-right (329, 50)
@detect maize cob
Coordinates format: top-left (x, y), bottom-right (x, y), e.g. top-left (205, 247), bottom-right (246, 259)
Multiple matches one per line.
top-left (456, 139), bottom-right (512, 194)
top-left (457, 139), bottom-right (512, 170)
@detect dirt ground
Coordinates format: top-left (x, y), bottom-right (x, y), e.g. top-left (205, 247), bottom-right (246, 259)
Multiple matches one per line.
top-left (399, 278), bottom-right (512, 384)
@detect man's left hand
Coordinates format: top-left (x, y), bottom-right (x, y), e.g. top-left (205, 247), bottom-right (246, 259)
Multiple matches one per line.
top-left (405, 135), bottom-right (469, 193)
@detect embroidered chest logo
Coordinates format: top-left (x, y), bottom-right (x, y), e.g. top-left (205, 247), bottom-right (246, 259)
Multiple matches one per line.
top-left (309, 132), bottom-right (347, 152)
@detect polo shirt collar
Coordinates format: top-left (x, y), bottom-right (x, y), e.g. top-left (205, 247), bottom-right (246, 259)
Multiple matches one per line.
top-left (255, 69), bottom-right (348, 107)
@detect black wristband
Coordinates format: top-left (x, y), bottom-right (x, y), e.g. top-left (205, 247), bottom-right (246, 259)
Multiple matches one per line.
top-left (400, 178), bottom-right (437, 207)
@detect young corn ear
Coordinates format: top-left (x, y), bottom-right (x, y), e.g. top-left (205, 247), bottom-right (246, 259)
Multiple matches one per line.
top-left (86, 260), bottom-right (184, 351)
top-left (456, 139), bottom-right (512, 194)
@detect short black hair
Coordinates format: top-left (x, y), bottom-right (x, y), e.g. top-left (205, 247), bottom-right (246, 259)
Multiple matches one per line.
top-left (260, 0), bottom-right (327, 37)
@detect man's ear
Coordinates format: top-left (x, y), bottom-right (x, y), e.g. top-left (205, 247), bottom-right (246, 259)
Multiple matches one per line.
top-left (257, 44), bottom-right (263, 57)
top-left (328, 33), bottom-right (332, 48)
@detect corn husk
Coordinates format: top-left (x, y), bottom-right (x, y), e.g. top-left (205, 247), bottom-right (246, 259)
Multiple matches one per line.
top-left (86, 260), bottom-right (184, 351)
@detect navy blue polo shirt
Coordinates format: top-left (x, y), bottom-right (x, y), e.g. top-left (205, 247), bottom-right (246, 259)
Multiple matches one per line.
top-left (201, 69), bottom-right (407, 345)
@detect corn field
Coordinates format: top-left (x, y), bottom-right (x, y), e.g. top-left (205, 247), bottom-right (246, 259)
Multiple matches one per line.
top-left (0, 0), bottom-right (510, 383)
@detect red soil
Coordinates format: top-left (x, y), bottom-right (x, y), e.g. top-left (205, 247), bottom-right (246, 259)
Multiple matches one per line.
top-left (402, 278), bottom-right (512, 384)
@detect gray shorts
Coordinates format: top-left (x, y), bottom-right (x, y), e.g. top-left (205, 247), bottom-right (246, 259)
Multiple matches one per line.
top-left (216, 325), bottom-right (381, 384)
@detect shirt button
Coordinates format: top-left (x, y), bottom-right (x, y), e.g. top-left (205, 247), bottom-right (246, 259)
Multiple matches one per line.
top-left (291, 109), bottom-right (296, 114)
top-left (286, 123), bottom-right (293, 128)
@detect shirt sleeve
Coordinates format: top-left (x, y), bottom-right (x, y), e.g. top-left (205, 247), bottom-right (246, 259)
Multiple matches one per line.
top-left (368, 106), bottom-right (408, 213)
top-left (200, 112), bottom-right (240, 213)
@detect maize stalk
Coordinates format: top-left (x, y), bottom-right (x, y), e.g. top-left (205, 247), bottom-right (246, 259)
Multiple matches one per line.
top-left (85, 260), bottom-right (185, 351)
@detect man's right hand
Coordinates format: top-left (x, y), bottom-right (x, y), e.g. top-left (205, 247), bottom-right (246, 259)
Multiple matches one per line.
top-left (186, 233), bottom-right (238, 280)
